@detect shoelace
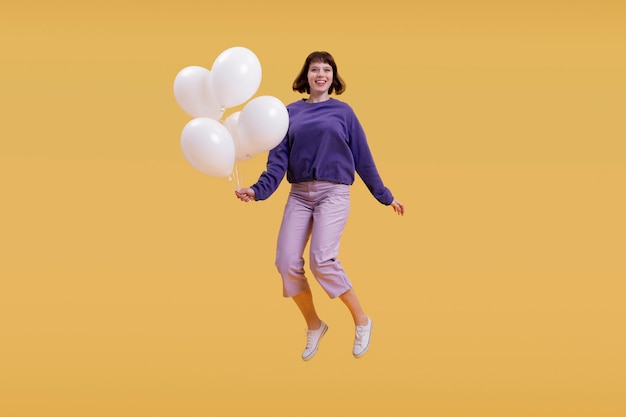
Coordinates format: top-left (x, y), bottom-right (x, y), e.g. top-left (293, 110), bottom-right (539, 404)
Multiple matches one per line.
top-left (354, 325), bottom-right (368, 347)
top-left (305, 329), bottom-right (318, 350)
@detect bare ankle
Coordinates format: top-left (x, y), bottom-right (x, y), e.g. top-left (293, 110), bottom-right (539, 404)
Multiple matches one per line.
top-left (308, 319), bottom-right (323, 330)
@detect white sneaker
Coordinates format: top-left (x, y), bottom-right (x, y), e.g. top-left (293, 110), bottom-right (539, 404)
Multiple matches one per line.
top-left (353, 317), bottom-right (372, 358)
top-left (302, 321), bottom-right (328, 361)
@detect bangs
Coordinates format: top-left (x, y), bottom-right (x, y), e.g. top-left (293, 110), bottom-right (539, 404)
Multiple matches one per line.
top-left (307, 51), bottom-right (334, 66)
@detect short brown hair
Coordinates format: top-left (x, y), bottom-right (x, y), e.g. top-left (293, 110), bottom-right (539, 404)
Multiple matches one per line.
top-left (292, 51), bottom-right (346, 95)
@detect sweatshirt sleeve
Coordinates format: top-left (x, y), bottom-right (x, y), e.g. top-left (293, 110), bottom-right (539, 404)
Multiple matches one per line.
top-left (250, 136), bottom-right (289, 201)
top-left (348, 112), bottom-right (394, 205)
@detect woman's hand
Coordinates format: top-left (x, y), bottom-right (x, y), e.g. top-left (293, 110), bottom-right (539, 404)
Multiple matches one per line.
top-left (235, 187), bottom-right (256, 203)
top-left (390, 199), bottom-right (405, 216)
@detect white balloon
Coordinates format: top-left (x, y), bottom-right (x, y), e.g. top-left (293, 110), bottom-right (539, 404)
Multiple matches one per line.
top-left (180, 118), bottom-right (235, 177)
top-left (223, 111), bottom-right (254, 161)
top-left (211, 47), bottom-right (262, 108)
top-left (238, 96), bottom-right (289, 155)
top-left (173, 66), bottom-right (223, 119)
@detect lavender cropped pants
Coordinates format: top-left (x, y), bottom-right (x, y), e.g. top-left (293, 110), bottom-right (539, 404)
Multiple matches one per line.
top-left (275, 181), bottom-right (352, 299)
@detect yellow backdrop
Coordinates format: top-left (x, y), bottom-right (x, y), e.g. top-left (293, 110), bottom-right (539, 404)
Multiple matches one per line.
top-left (1, 1), bottom-right (624, 416)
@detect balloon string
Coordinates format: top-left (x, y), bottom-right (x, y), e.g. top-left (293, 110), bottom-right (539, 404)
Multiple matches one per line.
top-left (228, 161), bottom-right (242, 191)
top-left (234, 162), bottom-right (241, 190)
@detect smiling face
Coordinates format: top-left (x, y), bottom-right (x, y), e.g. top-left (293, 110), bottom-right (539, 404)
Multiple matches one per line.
top-left (307, 60), bottom-right (333, 97)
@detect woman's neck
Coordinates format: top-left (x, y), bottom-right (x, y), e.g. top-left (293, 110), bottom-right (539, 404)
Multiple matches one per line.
top-left (306, 93), bottom-right (330, 103)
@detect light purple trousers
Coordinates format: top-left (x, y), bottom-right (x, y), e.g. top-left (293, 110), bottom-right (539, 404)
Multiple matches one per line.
top-left (275, 181), bottom-right (352, 299)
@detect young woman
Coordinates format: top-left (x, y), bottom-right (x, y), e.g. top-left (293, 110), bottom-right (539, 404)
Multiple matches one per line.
top-left (235, 51), bottom-right (405, 360)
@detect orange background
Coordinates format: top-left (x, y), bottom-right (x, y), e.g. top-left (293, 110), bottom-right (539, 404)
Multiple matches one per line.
top-left (1, 1), bottom-right (625, 416)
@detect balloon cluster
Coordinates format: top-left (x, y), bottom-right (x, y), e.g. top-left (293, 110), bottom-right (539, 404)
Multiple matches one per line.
top-left (174, 46), bottom-right (289, 184)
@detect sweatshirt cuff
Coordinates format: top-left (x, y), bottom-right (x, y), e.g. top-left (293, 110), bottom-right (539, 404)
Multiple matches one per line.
top-left (250, 184), bottom-right (262, 201)
top-left (380, 190), bottom-right (394, 205)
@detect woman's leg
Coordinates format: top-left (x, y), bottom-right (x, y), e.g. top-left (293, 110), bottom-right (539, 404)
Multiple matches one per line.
top-left (340, 288), bottom-right (373, 358)
top-left (296, 286), bottom-right (328, 361)
top-left (292, 287), bottom-right (322, 330)
top-left (339, 288), bottom-right (369, 326)
top-left (275, 189), bottom-right (313, 300)
top-left (275, 185), bottom-right (322, 330)
top-left (308, 183), bottom-right (353, 298)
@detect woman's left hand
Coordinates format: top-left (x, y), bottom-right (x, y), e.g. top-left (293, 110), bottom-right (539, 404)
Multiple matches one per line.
top-left (391, 199), bottom-right (405, 216)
